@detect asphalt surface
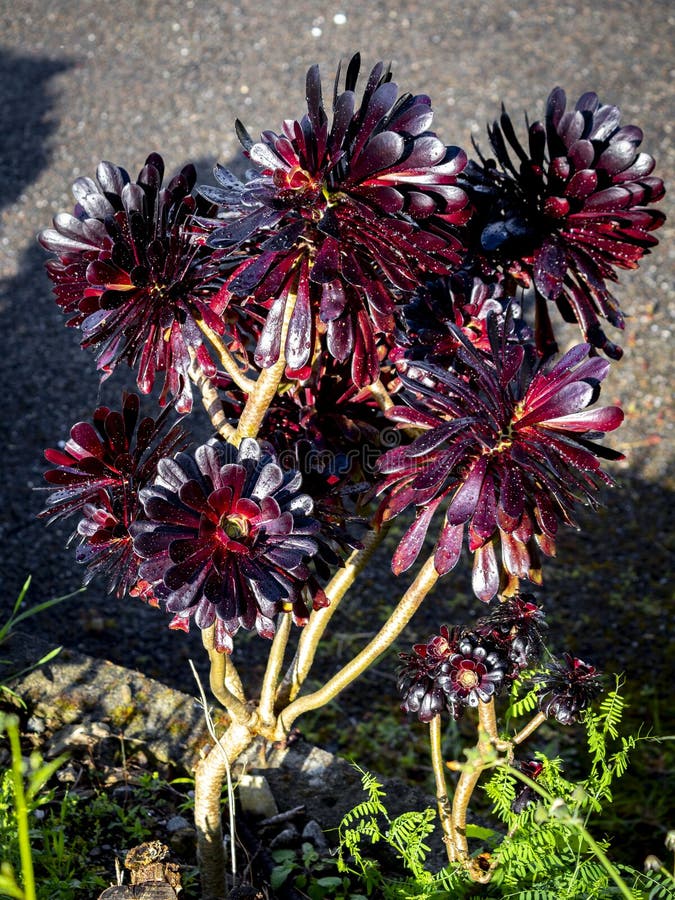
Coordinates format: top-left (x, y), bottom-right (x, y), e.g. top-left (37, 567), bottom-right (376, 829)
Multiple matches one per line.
top-left (0, 0), bottom-right (673, 695)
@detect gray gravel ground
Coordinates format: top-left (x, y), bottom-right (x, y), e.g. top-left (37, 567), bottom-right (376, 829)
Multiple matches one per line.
top-left (1, 1), bottom-right (673, 700)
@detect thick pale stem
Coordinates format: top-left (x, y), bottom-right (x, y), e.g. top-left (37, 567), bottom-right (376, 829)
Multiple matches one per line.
top-left (512, 711), bottom-right (547, 745)
top-left (194, 721), bottom-right (254, 900)
top-left (430, 714), bottom-right (457, 863)
top-left (188, 357), bottom-right (235, 439)
top-left (234, 294), bottom-right (297, 445)
top-left (277, 526), bottom-right (387, 707)
top-left (201, 626), bottom-right (250, 723)
top-left (368, 378), bottom-right (394, 412)
top-left (196, 317), bottom-right (256, 393)
top-left (259, 612), bottom-right (291, 726)
top-left (276, 556), bottom-right (439, 738)
top-left (451, 700), bottom-right (497, 877)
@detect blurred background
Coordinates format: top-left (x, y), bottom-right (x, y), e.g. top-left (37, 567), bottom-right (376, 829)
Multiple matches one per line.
top-left (0, 0), bottom-right (673, 864)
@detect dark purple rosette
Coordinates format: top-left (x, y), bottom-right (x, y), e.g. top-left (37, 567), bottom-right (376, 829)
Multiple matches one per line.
top-left (463, 87), bottom-right (666, 358)
top-left (38, 153), bottom-right (226, 412)
top-left (475, 593), bottom-right (548, 674)
top-left (40, 392), bottom-right (188, 596)
top-left (397, 625), bottom-right (461, 722)
top-left (439, 633), bottom-right (508, 708)
top-left (535, 653), bottom-right (603, 725)
top-left (133, 438), bottom-right (322, 653)
top-left (200, 53), bottom-right (470, 385)
top-left (511, 758), bottom-right (544, 814)
top-left (378, 321), bottom-right (624, 600)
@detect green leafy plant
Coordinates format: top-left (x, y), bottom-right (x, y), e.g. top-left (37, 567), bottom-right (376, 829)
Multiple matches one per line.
top-left (271, 842), bottom-right (367, 900)
top-left (334, 689), bottom-right (675, 899)
top-left (0, 577), bottom-right (82, 706)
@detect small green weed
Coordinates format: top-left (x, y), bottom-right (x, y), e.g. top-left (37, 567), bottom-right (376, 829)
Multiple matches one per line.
top-left (271, 841), bottom-right (367, 899)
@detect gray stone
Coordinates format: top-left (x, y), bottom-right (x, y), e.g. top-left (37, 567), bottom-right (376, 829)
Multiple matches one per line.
top-left (301, 819), bottom-right (328, 852)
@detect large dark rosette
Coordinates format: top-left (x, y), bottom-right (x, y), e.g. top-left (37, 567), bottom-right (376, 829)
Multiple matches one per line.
top-left (463, 88), bottom-right (665, 358)
top-left (38, 154), bottom-right (225, 412)
top-left (398, 624), bottom-right (509, 721)
top-left (378, 320), bottom-right (624, 600)
top-left (535, 653), bottom-right (603, 725)
top-left (200, 54), bottom-right (470, 384)
top-left (40, 392), bottom-right (188, 596)
top-left (133, 438), bottom-right (322, 652)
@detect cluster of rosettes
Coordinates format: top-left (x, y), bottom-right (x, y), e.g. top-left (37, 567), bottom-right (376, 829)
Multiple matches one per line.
top-left (37, 58), bottom-right (665, 656)
top-left (399, 595), bottom-right (602, 728)
top-left (462, 87), bottom-right (665, 358)
top-left (199, 53), bottom-right (470, 385)
top-left (38, 154), bottom-right (225, 413)
top-left (397, 594), bottom-right (547, 722)
top-left (39, 392), bottom-right (188, 596)
top-left (40, 393), bottom-right (336, 652)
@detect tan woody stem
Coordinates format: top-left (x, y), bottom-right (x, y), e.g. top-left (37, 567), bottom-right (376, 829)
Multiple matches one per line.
top-left (201, 626), bottom-right (251, 724)
top-left (276, 526), bottom-right (388, 707)
top-left (196, 317), bottom-right (256, 393)
top-left (258, 612), bottom-right (292, 726)
top-left (429, 714), bottom-right (457, 863)
top-left (368, 378), bottom-right (395, 412)
top-left (188, 354), bottom-right (235, 439)
top-left (234, 293), bottom-right (297, 445)
top-left (512, 710), bottom-right (547, 745)
top-left (194, 721), bottom-right (255, 900)
top-left (275, 556), bottom-right (439, 738)
top-left (451, 699), bottom-right (499, 879)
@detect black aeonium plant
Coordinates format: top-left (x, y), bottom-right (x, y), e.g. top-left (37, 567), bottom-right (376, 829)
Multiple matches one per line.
top-left (132, 437), bottom-right (324, 653)
top-left (378, 316), bottom-right (624, 600)
top-left (38, 154), bottom-right (226, 412)
top-left (199, 53), bottom-right (471, 384)
top-left (535, 652), bottom-right (603, 725)
top-left (40, 392), bottom-right (188, 596)
top-left (463, 87), bottom-right (666, 358)
top-left (35, 58), bottom-right (666, 890)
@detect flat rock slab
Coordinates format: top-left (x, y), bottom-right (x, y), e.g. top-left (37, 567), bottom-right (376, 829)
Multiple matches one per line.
top-left (4, 635), bottom-right (446, 867)
top-left (4, 633), bottom-right (210, 769)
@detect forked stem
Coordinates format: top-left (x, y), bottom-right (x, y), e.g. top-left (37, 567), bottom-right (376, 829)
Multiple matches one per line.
top-left (276, 556), bottom-right (439, 738)
top-left (276, 526), bottom-right (387, 707)
top-left (430, 714), bottom-right (457, 863)
top-left (202, 626), bottom-right (251, 723)
top-left (234, 293), bottom-right (297, 444)
top-left (259, 612), bottom-right (292, 726)
top-left (196, 317), bottom-right (256, 393)
top-left (188, 355), bottom-right (235, 439)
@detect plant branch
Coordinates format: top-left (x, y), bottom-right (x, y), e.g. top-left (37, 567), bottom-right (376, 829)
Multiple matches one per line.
top-left (233, 293), bottom-right (297, 444)
top-left (201, 626), bottom-right (251, 723)
top-left (451, 700), bottom-right (499, 880)
top-left (512, 711), bottom-right (547, 745)
top-left (430, 714), bottom-right (457, 863)
top-left (368, 378), bottom-right (394, 412)
top-left (276, 555), bottom-right (439, 738)
top-left (196, 317), bottom-right (256, 393)
top-left (276, 526), bottom-right (388, 707)
top-left (190, 660), bottom-right (238, 881)
top-left (193, 721), bottom-right (254, 900)
top-left (258, 612), bottom-right (292, 726)
top-left (188, 353), bottom-right (235, 439)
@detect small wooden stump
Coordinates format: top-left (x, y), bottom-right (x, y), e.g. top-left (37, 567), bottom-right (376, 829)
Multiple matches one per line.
top-left (98, 841), bottom-right (181, 899)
